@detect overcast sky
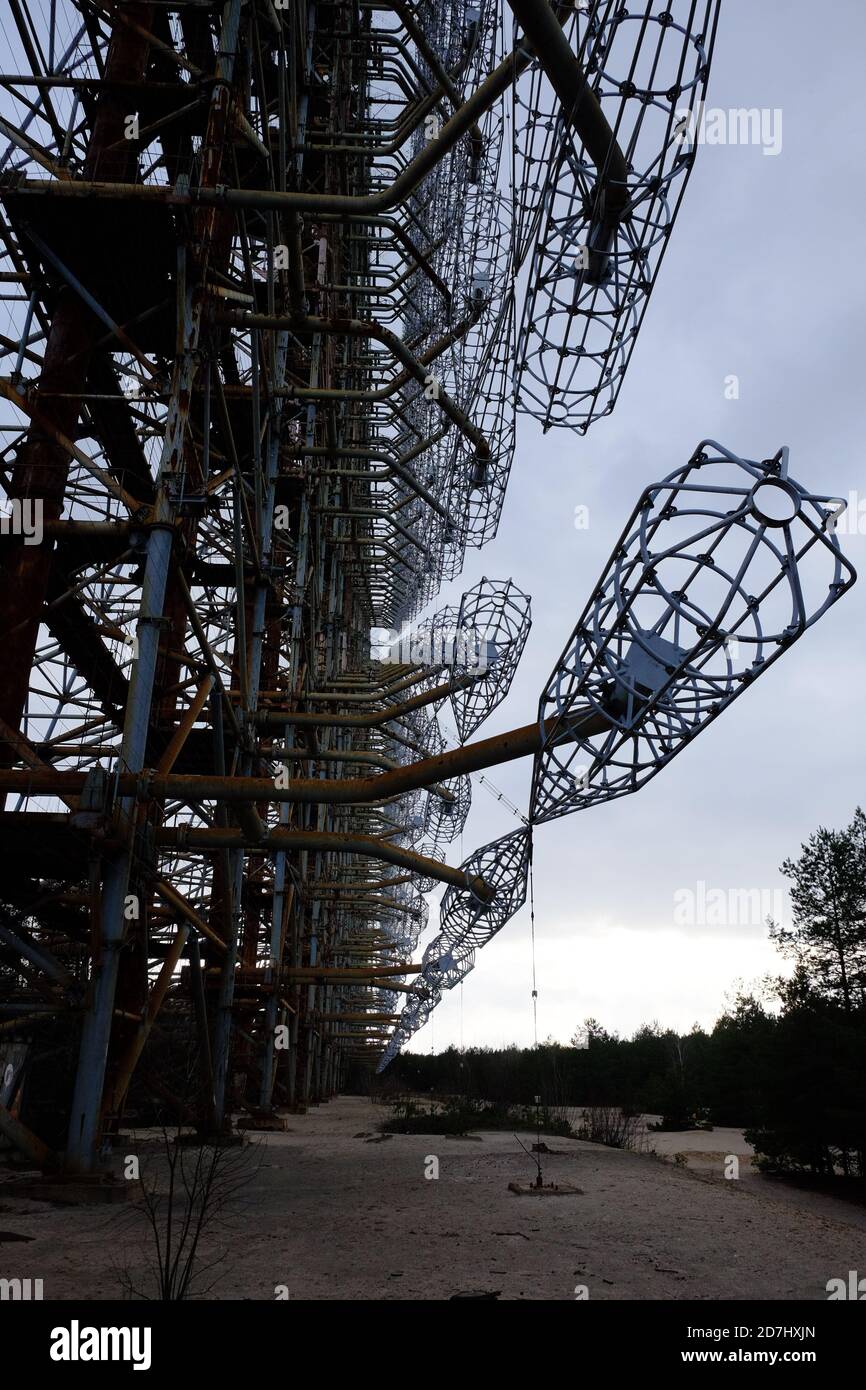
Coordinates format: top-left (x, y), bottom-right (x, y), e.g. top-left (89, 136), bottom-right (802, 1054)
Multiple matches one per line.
top-left (406, 0), bottom-right (866, 1053)
top-left (1, 2), bottom-right (861, 1055)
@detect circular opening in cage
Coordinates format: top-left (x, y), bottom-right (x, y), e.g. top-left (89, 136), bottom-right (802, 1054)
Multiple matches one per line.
top-left (749, 478), bottom-right (801, 527)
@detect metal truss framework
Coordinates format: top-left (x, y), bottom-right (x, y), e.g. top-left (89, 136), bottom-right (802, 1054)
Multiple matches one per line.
top-left (0, 0), bottom-right (560, 1170)
top-left (0, 0), bottom-right (836, 1162)
top-left (382, 446), bottom-right (855, 1066)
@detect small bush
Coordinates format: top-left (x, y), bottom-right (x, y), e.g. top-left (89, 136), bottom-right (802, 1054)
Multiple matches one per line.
top-left (577, 1105), bottom-right (645, 1150)
top-left (379, 1096), bottom-right (572, 1137)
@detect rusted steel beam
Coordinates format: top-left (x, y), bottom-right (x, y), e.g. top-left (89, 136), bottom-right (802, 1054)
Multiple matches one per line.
top-left (327, 1032), bottom-right (392, 1041)
top-left (284, 965), bottom-right (420, 979)
top-left (0, 4), bottom-right (156, 753)
top-left (155, 673), bottom-right (214, 774)
top-left (252, 673), bottom-right (496, 728)
top-left (0, 713), bottom-right (80, 810)
top-left (315, 1013), bottom-right (401, 1023)
top-left (152, 827), bottom-right (492, 899)
top-left (0, 1101), bottom-right (57, 1170)
top-left (0, 379), bottom-right (141, 512)
top-left (152, 876), bottom-right (226, 953)
top-left (104, 923), bottom-right (190, 1116)
top-left (9, 41), bottom-right (534, 218)
top-left (85, 355), bottom-right (157, 504)
top-left (223, 312), bottom-right (491, 460)
top-left (0, 710), bottom-right (608, 805)
top-left (506, 0), bottom-right (629, 216)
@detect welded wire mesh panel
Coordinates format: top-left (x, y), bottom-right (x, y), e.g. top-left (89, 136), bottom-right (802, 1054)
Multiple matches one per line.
top-left (531, 443), bottom-right (856, 822)
top-left (423, 771), bottom-right (472, 846)
top-left (409, 842), bottom-right (449, 894)
top-left (421, 933), bottom-right (477, 991)
top-left (439, 825), bottom-right (531, 948)
top-left (449, 577), bottom-right (532, 740)
top-left (513, 0), bottom-right (721, 433)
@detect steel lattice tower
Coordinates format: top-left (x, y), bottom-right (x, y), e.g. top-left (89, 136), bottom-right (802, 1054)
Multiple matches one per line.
top-left (2, 2), bottom-right (849, 1178)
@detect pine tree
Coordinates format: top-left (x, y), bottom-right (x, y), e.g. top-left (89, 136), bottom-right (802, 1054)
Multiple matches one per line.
top-left (770, 823), bottom-right (866, 1011)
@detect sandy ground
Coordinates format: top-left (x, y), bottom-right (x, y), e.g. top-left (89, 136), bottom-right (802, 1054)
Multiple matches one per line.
top-left (1, 1096), bottom-right (864, 1301)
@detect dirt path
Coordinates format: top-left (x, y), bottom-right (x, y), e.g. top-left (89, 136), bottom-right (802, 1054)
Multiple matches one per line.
top-left (1, 1097), bottom-right (863, 1300)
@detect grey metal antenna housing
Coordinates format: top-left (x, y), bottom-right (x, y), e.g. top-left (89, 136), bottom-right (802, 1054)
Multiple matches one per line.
top-left (439, 826), bottom-right (532, 949)
top-left (514, 0), bottom-right (722, 433)
top-left (531, 443), bottom-right (856, 822)
top-left (449, 577), bottom-right (532, 740)
top-left (421, 934), bottom-right (477, 993)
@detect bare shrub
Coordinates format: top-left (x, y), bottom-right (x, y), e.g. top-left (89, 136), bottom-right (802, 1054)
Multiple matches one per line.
top-left (576, 1105), bottom-right (648, 1151)
top-left (113, 1128), bottom-right (262, 1300)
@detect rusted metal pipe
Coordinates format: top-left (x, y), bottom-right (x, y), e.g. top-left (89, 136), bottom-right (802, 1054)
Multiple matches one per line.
top-left (154, 827), bottom-right (493, 899)
top-left (0, 1101), bottom-right (57, 1170)
top-left (506, 0), bottom-right (629, 216)
top-left (0, 711), bottom-right (608, 806)
top-left (225, 312), bottom-right (491, 459)
top-left (253, 671), bottom-right (479, 728)
top-left (9, 42), bottom-right (533, 218)
top-left (104, 923), bottom-right (190, 1115)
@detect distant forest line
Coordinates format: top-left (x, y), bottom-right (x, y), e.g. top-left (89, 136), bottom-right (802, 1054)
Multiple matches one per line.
top-left (379, 810), bottom-right (866, 1178)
